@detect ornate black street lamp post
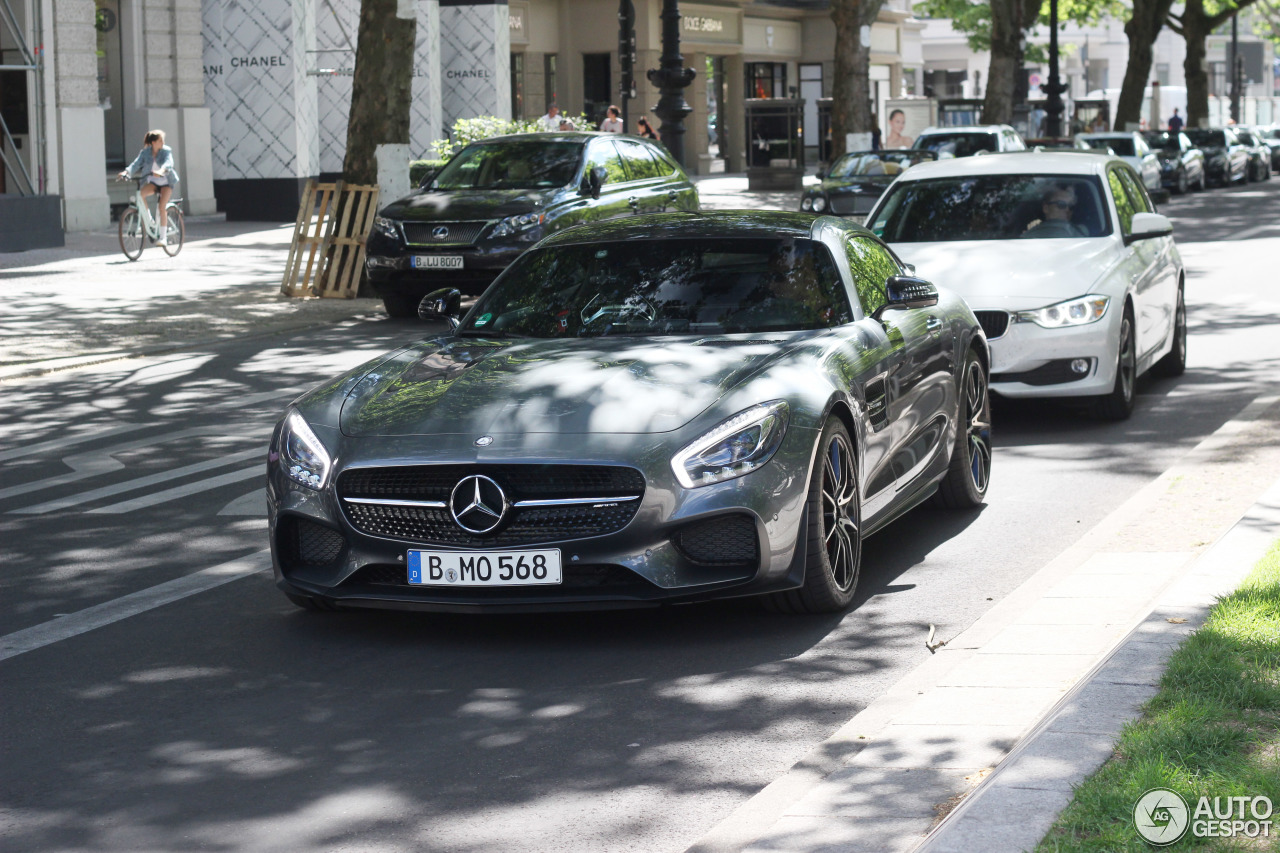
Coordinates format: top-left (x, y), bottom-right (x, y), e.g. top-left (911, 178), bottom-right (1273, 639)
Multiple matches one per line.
top-left (1041, 0), bottom-right (1067, 137)
top-left (646, 0), bottom-right (696, 167)
top-left (618, 0), bottom-right (636, 128)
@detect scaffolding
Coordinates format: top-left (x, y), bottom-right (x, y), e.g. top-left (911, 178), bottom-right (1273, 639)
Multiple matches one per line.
top-left (0, 0), bottom-right (46, 196)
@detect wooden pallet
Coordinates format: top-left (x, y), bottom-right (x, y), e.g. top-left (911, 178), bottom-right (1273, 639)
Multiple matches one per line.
top-left (280, 180), bottom-right (380, 299)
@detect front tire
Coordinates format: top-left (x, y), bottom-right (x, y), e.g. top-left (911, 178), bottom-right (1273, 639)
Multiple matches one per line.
top-left (933, 350), bottom-right (992, 508)
top-left (768, 420), bottom-right (861, 614)
top-left (1152, 286), bottom-right (1187, 379)
top-left (1093, 306), bottom-right (1137, 420)
top-left (118, 207), bottom-right (144, 260)
top-left (161, 206), bottom-right (185, 257)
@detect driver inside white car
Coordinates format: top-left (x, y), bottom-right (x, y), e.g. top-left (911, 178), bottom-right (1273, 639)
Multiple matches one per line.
top-left (1022, 184), bottom-right (1088, 238)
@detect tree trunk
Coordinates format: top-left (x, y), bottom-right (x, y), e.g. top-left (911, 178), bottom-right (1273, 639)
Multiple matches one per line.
top-left (342, 0), bottom-right (416, 185)
top-left (981, 0), bottom-right (1023, 125)
top-left (829, 0), bottom-right (885, 159)
top-left (1115, 0), bottom-right (1175, 131)
top-left (1179, 0), bottom-right (1261, 130)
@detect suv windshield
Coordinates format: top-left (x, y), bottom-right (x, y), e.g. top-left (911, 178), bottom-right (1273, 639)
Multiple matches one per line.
top-left (432, 140), bottom-right (583, 190)
top-left (1185, 130), bottom-right (1228, 148)
top-left (828, 151), bottom-right (935, 178)
top-left (914, 133), bottom-right (999, 157)
top-left (1142, 132), bottom-right (1180, 154)
top-left (1083, 137), bottom-right (1135, 156)
top-left (460, 238), bottom-right (853, 338)
top-left (870, 175), bottom-right (1112, 242)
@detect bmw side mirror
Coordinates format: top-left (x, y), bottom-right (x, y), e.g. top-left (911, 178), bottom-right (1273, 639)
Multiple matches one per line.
top-left (418, 287), bottom-right (463, 329)
top-left (1124, 212), bottom-right (1173, 245)
top-left (873, 275), bottom-right (939, 320)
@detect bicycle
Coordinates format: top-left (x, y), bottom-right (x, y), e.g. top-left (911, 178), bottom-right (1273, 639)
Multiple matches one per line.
top-left (117, 178), bottom-right (185, 260)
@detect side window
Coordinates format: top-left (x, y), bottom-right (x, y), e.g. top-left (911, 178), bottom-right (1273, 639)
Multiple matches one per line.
top-left (1108, 169), bottom-right (1137, 234)
top-left (844, 236), bottom-right (899, 316)
top-left (648, 147), bottom-right (678, 176)
top-left (1117, 167), bottom-right (1153, 214)
top-left (615, 139), bottom-right (663, 180)
top-left (583, 141), bottom-right (629, 187)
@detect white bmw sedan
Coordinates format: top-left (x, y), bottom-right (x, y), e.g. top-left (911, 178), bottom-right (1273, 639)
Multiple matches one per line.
top-left (865, 151), bottom-right (1186, 419)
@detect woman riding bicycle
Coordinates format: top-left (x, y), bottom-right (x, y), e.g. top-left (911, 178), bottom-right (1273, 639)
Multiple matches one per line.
top-left (118, 130), bottom-right (180, 243)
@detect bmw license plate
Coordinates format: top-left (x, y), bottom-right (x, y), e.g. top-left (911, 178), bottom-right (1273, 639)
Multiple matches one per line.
top-left (413, 255), bottom-right (463, 270)
top-left (406, 549), bottom-right (562, 586)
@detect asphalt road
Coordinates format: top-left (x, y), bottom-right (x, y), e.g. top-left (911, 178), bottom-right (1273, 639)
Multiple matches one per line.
top-left (2, 178), bottom-right (1278, 853)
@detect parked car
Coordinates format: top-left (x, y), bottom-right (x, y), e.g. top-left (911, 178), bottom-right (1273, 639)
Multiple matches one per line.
top-left (1183, 128), bottom-right (1249, 186)
top-left (364, 132), bottom-right (699, 316)
top-left (1141, 130), bottom-right (1206, 194)
top-left (865, 151), bottom-right (1185, 421)
top-left (799, 150), bottom-right (937, 217)
top-left (912, 125), bottom-right (1027, 158)
top-left (1248, 125), bottom-right (1280, 170)
top-left (1025, 137), bottom-right (1085, 150)
top-left (1231, 127), bottom-right (1273, 182)
top-left (1075, 132), bottom-right (1162, 192)
top-left (269, 211), bottom-right (991, 615)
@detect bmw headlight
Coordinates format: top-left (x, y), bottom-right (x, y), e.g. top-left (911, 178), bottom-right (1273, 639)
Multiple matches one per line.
top-left (276, 409), bottom-right (332, 490)
top-left (811, 196), bottom-right (827, 213)
top-left (373, 216), bottom-right (400, 240)
top-left (672, 402), bottom-right (789, 489)
top-left (490, 211), bottom-right (544, 238)
top-left (1015, 295), bottom-right (1110, 329)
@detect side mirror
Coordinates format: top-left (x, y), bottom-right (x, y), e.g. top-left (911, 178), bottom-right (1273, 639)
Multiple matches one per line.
top-left (1124, 212), bottom-right (1173, 245)
top-left (815, 168), bottom-right (827, 179)
top-left (579, 166), bottom-right (604, 199)
top-left (873, 275), bottom-right (939, 320)
top-left (418, 287), bottom-right (463, 329)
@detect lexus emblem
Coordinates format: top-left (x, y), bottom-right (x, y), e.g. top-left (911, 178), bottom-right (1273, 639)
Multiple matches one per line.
top-left (431, 225), bottom-right (450, 240)
top-left (474, 435), bottom-right (494, 447)
top-left (450, 475), bottom-right (508, 534)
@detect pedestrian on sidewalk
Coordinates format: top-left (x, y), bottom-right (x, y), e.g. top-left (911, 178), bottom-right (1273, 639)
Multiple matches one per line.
top-left (599, 106), bottom-right (625, 133)
top-left (637, 116), bottom-right (659, 140)
top-left (1168, 108), bottom-right (1184, 133)
top-left (118, 129), bottom-right (180, 244)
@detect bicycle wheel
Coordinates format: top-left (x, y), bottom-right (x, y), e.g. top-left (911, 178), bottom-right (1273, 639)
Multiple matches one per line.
top-left (118, 207), bottom-right (144, 261)
top-left (162, 206), bottom-right (185, 257)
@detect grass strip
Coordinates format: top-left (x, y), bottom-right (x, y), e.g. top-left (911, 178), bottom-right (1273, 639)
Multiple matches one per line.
top-left (1036, 540), bottom-right (1280, 852)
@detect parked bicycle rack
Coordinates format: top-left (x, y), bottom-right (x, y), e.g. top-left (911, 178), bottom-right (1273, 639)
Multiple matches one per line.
top-left (281, 179), bottom-right (380, 299)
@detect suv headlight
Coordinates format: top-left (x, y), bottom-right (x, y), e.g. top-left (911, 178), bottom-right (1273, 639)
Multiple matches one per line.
top-left (373, 216), bottom-right (400, 240)
top-left (490, 211), bottom-right (544, 238)
top-left (1015, 295), bottom-right (1110, 329)
top-left (276, 409), bottom-right (332, 490)
top-left (811, 196), bottom-right (827, 212)
top-left (672, 402), bottom-right (789, 489)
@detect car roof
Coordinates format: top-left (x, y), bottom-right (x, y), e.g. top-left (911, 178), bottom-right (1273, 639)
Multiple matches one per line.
top-left (469, 131), bottom-right (636, 144)
top-left (917, 125), bottom-right (1013, 135)
top-left (884, 150), bottom-right (1122, 180)
top-left (539, 210), bottom-right (871, 247)
top-left (1076, 131), bottom-right (1139, 139)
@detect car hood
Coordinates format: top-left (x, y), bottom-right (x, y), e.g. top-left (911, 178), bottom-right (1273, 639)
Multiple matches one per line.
top-left (381, 188), bottom-right (558, 222)
top-left (338, 335), bottom-right (806, 437)
top-left (889, 239), bottom-right (1118, 306)
top-left (818, 176), bottom-right (893, 194)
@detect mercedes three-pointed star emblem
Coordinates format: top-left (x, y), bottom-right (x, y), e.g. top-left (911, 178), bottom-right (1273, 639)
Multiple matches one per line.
top-left (449, 474), bottom-right (508, 534)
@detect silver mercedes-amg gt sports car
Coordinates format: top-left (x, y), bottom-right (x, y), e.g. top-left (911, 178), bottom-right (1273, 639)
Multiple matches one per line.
top-left (268, 211), bottom-right (991, 614)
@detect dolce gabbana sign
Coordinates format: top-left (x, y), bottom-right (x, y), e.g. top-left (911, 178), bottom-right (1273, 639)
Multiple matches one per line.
top-left (669, 4), bottom-right (740, 44)
top-left (683, 15), bottom-right (722, 32)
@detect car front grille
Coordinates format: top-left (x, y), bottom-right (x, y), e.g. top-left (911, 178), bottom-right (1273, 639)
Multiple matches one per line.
top-left (674, 514), bottom-right (760, 566)
top-left (828, 190), bottom-right (879, 217)
top-left (401, 221), bottom-right (488, 246)
top-left (974, 310), bottom-right (1010, 340)
top-left (337, 464), bottom-right (646, 546)
top-left (277, 516), bottom-right (347, 570)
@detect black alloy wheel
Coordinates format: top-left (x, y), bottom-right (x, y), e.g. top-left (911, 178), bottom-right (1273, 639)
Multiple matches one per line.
top-left (767, 420), bottom-right (861, 614)
top-left (933, 349), bottom-right (992, 508)
top-left (1094, 307), bottom-right (1137, 420)
top-left (1152, 286), bottom-right (1187, 379)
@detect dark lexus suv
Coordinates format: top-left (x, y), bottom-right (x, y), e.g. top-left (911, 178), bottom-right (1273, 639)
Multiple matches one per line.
top-left (365, 132), bottom-right (700, 316)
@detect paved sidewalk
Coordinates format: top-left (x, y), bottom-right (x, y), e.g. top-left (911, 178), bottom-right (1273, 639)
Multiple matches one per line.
top-left (688, 393), bottom-right (1280, 853)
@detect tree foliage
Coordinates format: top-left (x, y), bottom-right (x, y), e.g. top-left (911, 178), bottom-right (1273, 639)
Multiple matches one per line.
top-left (914, 0), bottom-right (1124, 61)
top-left (1167, 0), bottom-right (1262, 128)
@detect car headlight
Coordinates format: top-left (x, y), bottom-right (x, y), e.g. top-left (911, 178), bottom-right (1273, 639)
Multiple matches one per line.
top-left (373, 216), bottom-right (400, 240)
top-left (811, 196), bottom-right (827, 213)
top-left (277, 409), bottom-right (332, 490)
top-left (801, 197), bottom-right (814, 211)
top-left (1015, 295), bottom-right (1110, 329)
top-left (672, 402), bottom-right (789, 489)
top-left (490, 211), bottom-right (544, 238)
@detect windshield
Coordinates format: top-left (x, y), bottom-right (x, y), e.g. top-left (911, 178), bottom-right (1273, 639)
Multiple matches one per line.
top-left (1185, 130), bottom-right (1227, 148)
top-left (1083, 137), bottom-right (1135, 156)
top-left (1143, 132), bottom-right (1180, 154)
top-left (870, 175), bottom-right (1112, 242)
top-left (460, 238), bottom-right (853, 338)
top-left (828, 151), bottom-right (935, 178)
top-left (432, 140), bottom-right (582, 190)
top-left (913, 133), bottom-right (998, 157)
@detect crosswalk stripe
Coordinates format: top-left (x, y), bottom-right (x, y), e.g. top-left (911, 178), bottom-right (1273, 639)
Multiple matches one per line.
top-left (90, 467), bottom-right (265, 513)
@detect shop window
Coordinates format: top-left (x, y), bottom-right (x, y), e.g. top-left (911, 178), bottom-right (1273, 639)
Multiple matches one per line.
top-left (511, 52), bottom-right (524, 119)
top-left (746, 62), bottom-right (786, 99)
top-left (583, 53), bottom-right (611, 126)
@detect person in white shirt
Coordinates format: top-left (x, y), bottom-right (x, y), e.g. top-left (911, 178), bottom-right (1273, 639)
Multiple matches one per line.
top-left (539, 105), bottom-right (561, 131)
top-left (599, 105), bottom-right (624, 133)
